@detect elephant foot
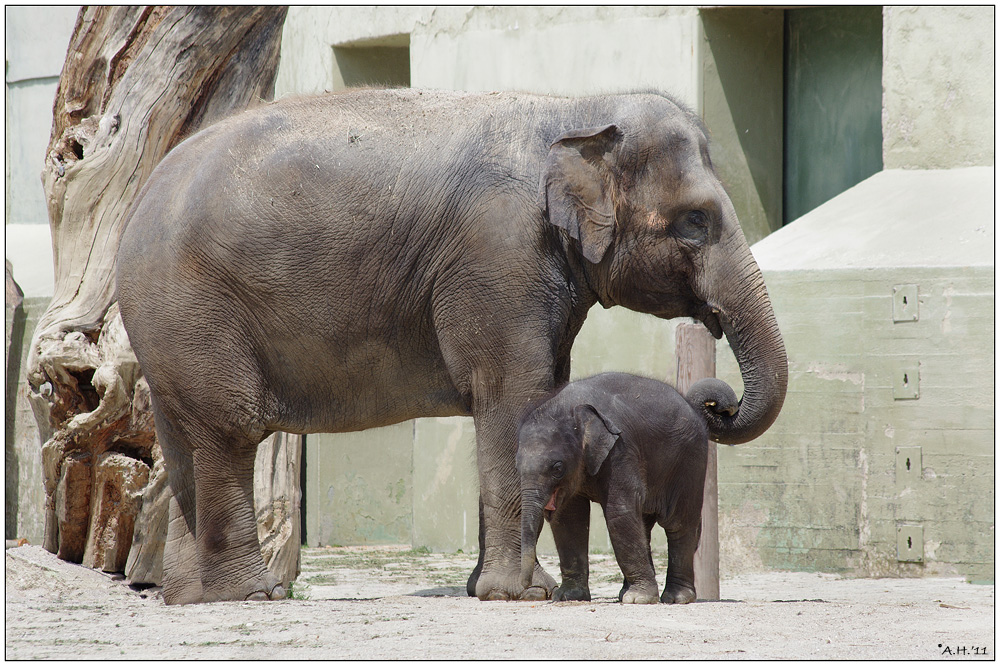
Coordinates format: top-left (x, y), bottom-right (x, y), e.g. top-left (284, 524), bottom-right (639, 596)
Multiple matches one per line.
top-left (466, 560), bottom-right (484, 597)
top-left (660, 583), bottom-right (696, 604)
top-left (621, 582), bottom-right (660, 604)
top-left (162, 575), bottom-right (205, 606)
top-left (553, 583), bottom-right (591, 602)
top-left (245, 583), bottom-right (286, 602)
top-left (201, 569), bottom-right (285, 604)
top-left (521, 586), bottom-right (549, 601)
top-left (476, 561), bottom-right (556, 601)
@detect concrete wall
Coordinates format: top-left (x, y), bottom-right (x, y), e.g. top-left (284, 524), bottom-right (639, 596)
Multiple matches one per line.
top-left (5, 6), bottom-right (78, 542)
top-left (882, 6), bottom-right (995, 169)
top-left (699, 7), bottom-right (784, 245)
top-left (276, 7), bottom-right (701, 100)
top-left (6, 295), bottom-right (51, 543)
top-left (717, 168), bottom-right (994, 582)
top-left (5, 6), bottom-right (79, 226)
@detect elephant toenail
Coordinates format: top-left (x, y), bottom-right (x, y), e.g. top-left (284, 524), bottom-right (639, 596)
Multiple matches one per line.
top-left (245, 591), bottom-right (269, 601)
top-left (269, 584), bottom-right (286, 600)
top-left (521, 586), bottom-right (548, 601)
top-left (486, 589), bottom-right (511, 601)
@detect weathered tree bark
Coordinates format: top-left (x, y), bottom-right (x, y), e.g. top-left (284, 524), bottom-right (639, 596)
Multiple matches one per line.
top-left (674, 322), bottom-right (720, 601)
top-left (25, 6), bottom-right (298, 586)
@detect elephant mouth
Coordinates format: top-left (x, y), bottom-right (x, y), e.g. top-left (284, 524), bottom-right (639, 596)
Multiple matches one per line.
top-left (543, 488), bottom-right (560, 520)
top-left (696, 303), bottom-right (725, 340)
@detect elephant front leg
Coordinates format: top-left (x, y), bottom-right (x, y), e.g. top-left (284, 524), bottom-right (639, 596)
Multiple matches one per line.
top-left (606, 506), bottom-right (660, 604)
top-left (471, 407), bottom-right (556, 601)
top-left (550, 494), bottom-right (592, 601)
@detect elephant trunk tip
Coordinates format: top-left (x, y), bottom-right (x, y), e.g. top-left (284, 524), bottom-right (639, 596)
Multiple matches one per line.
top-left (519, 567), bottom-right (534, 590)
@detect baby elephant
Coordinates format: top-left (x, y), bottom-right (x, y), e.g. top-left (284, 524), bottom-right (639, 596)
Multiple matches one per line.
top-left (516, 372), bottom-right (738, 604)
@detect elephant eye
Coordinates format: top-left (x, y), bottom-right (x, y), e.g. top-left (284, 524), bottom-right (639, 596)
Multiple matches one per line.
top-left (685, 210), bottom-right (709, 227)
top-left (551, 461), bottom-right (565, 478)
top-left (672, 209), bottom-right (711, 243)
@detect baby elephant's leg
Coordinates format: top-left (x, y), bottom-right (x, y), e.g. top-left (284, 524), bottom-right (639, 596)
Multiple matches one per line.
top-left (619, 514), bottom-right (657, 602)
top-left (550, 495), bottom-right (591, 601)
top-left (661, 522), bottom-right (700, 604)
top-left (606, 508), bottom-right (659, 604)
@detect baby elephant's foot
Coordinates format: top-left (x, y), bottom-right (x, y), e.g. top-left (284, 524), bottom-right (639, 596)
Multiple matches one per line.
top-left (553, 583), bottom-right (591, 602)
top-left (660, 583), bottom-right (696, 604)
top-left (621, 582), bottom-right (660, 604)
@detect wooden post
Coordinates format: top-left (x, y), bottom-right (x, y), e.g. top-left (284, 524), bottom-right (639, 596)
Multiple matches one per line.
top-left (674, 322), bottom-right (720, 601)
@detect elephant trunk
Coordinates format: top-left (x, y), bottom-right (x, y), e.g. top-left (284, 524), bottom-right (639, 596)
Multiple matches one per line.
top-left (519, 489), bottom-right (546, 589)
top-left (699, 231), bottom-right (788, 445)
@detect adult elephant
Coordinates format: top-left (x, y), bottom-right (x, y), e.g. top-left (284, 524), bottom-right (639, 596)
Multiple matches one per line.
top-left (116, 89), bottom-right (787, 604)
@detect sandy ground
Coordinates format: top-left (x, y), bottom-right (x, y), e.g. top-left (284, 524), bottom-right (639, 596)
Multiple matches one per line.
top-left (5, 543), bottom-right (994, 660)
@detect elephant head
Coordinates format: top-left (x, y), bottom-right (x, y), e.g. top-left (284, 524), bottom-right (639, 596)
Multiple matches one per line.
top-left (538, 96), bottom-right (788, 444)
top-left (516, 403), bottom-right (619, 590)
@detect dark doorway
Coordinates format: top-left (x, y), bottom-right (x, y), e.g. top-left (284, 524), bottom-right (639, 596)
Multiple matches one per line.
top-left (783, 7), bottom-right (883, 225)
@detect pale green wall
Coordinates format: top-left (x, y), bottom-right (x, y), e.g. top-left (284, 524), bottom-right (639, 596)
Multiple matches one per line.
top-left (332, 42), bottom-right (410, 90)
top-left (408, 7), bottom-right (700, 99)
top-left (306, 423), bottom-right (414, 546)
top-left (717, 168), bottom-right (994, 582)
top-left (4, 6), bottom-right (79, 227)
top-left (5, 6), bottom-right (76, 543)
top-left (275, 7), bottom-right (702, 100)
top-left (718, 267), bottom-right (993, 582)
top-left (5, 296), bottom-right (51, 543)
top-left (882, 6), bottom-right (995, 169)
top-left (700, 7), bottom-right (784, 245)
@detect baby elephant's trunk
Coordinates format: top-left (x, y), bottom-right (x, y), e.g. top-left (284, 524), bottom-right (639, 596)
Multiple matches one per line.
top-left (519, 492), bottom-right (546, 589)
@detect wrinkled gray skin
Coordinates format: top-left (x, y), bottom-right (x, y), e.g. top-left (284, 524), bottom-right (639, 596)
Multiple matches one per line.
top-left (517, 373), bottom-right (739, 604)
top-left (116, 89), bottom-right (787, 605)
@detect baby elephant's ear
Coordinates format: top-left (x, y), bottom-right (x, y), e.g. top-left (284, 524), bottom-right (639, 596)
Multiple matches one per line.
top-left (574, 404), bottom-right (621, 476)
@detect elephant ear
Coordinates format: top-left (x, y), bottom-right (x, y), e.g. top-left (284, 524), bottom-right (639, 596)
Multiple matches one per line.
top-left (574, 404), bottom-right (621, 476)
top-left (537, 124), bottom-right (621, 264)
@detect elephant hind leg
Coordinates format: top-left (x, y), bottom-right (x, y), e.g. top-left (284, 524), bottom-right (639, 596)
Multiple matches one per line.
top-left (157, 412), bottom-right (203, 605)
top-left (466, 496), bottom-right (486, 597)
top-left (193, 433), bottom-right (284, 603)
top-left (154, 405), bottom-right (282, 604)
top-left (661, 521), bottom-right (700, 604)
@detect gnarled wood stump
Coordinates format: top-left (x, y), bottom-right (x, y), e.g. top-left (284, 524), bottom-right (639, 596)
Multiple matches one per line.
top-left (25, 6), bottom-right (299, 587)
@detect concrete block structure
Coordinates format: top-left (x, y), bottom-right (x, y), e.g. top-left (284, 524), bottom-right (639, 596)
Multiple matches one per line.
top-left (718, 167), bottom-right (993, 581)
top-left (5, 6), bottom-right (77, 545)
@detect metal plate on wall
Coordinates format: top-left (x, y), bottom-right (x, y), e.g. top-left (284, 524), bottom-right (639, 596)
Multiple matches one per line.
top-left (895, 446), bottom-right (922, 488)
top-left (897, 524), bottom-right (924, 562)
top-left (892, 284), bottom-right (919, 322)
top-left (892, 360), bottom-right (920, 400)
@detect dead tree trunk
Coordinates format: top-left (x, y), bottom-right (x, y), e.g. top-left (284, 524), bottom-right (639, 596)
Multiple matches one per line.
top-left (25, 6), bottom-right (299, 587)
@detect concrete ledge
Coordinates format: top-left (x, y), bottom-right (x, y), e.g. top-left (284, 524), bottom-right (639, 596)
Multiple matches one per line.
top-left (752, 167), bottom-right (995, 271)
